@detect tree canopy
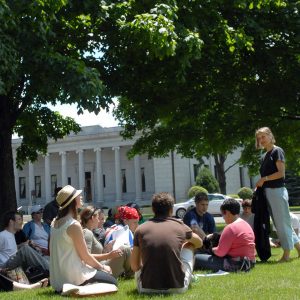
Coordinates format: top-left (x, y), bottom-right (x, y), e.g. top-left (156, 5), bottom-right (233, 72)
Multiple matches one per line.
top-left (0, 0), bottom-right (113, 212)
top-left (109, 0), bottom-right (300, 190)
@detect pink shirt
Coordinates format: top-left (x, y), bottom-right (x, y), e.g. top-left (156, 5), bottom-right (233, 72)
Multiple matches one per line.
top-left (213, 218), bottom-right (255, 260)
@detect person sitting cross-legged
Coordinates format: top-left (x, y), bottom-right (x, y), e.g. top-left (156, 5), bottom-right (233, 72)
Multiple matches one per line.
top-left (194, 198), bottom-right (256, 273)
top-left (183, 192), bottom-right (216, 241)
top-left (131, 192), bottom-right (202, 294)
top-left (23, 205), bottom-right (50, 256)
top-left (0, 211), bottom-right (49, 272)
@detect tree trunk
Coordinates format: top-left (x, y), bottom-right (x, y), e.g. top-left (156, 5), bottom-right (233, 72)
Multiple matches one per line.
top-left (0, 97), bottom-right (17, 218)
top-left (214, 154), bottom-right (227, 194)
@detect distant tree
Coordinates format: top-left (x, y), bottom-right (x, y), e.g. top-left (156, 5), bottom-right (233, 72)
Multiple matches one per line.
top-left (196, 167), bottom-right (220, 193)
top-left (187, 186), bottom-right (208, 198)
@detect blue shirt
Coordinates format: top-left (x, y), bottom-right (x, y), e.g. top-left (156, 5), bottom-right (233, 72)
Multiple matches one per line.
top-left (183, 208), bottom-right (216, 234)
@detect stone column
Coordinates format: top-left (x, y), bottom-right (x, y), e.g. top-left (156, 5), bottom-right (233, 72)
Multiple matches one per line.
top-left (77, 149), bottom-right (85, 192)
top-left (94, 148), bottom-right (104, 203)
top-left (134, 155), bottom-right (142, 202)
top-left (60, 151), bottom-right (67, 187)
top-left (112, 146), bottom-right (121, 201)
top-left (13, 151), bottom-right (20, 207)
top-left (44, 154), bottom-right (51, 203)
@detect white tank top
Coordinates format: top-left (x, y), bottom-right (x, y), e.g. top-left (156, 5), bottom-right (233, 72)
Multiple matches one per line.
top-left (49, 216), bottom-right (96, 292)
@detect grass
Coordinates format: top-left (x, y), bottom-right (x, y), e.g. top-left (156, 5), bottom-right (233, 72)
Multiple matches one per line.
top-left (2, 248), bottom-right (300, 300)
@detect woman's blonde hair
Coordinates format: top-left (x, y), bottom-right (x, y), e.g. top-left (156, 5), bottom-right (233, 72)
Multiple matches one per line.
top-left (255, 127), bottom-right (276, 149)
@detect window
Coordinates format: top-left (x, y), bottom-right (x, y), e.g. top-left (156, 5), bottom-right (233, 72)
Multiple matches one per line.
top-left (121, 169), bottom-right (127, 193)
top-left (193, 164), bottom-right (201, 181)
top-left (19, 177), bottom-right (26, 198)
top-left (51, 175), bottom-right (57, 196)
top-left (103, 174), bottom-right (106, 188)
top-left (239, 167), bottom-right (245, 187)
top-left (68, 177), bottom-right (71, 185)
top-left (35, 176), bottom-right (41, 198)
top-left (141, 167), bottom-right (146, 192)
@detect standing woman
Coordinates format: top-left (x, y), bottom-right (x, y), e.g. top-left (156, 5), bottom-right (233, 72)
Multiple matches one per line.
top-left (255, 127), bottom-right (300, 262)
top-left (49, 185), bottom-right (117, 293)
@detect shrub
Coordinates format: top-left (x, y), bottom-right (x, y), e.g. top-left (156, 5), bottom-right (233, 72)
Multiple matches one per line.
top-left (188, 186), bottom-right (208, 198)
top-left (196, 167), bottom-right (220, 193)
top-left (237, 187), bottom-right (253, 200)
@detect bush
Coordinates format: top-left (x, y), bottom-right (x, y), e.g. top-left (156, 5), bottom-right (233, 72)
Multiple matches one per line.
top-left (237, 187), bottom-right (253, 200)
top-left (188, 186), bottom-right (208, 198)
top-left (196, 167), bottom-right (220, 193)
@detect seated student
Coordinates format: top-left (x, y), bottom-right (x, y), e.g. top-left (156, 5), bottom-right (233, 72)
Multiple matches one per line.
top-left (80, 206), bottom-right (132, 278)
top-left (126, 203), bottom-right (145, 224)
top-left (105, 206), bottom-right (139, 248)
top-left (183, 192), bottom-right (216, 240)
top-left (49, 185), bottom-right (117, 293)
top-left (0, 211), bottom-right (49, 272)
top-left (103, 207), bottom-right (119, 229)
top-left (270, 212), bottom-right (300, 247)
top-left (93, 208), bottom-right (106, 246)
top-left (194, 198), bottom-right (255, 272)
top-left (131, 192), bottom-right (202, 294)
top-left (240, 199), bottom-right (254, 229)
top-left (43, 187), bottom-right (62, 226)
top-left (23, 205), bottom-right (50, 255)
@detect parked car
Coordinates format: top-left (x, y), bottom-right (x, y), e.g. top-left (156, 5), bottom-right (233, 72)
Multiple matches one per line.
top-left (173, 193), bottom-right (240, 218)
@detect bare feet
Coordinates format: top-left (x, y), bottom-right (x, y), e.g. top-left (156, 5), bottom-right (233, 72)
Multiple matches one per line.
top-left (33, 278), bottom-right (49, 289)
top-left (278, 257), bottom-right (291, 263)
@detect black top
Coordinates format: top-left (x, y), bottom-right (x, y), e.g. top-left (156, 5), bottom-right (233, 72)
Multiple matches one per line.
top-left (259, 146), bottom-right (285, 188)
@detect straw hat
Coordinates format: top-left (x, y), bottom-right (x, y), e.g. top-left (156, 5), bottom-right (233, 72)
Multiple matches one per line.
top-left (56, 185), bottom-right (82, 210)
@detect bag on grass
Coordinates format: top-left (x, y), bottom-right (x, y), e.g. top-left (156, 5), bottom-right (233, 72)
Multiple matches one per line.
top-left (5, 267), bottom-right (30, 284)
top-left (25, 266), bottom-right (49, 283)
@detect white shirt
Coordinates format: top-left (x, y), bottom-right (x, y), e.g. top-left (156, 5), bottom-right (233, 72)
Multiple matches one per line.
top-left (49, 216), bottom-right (96, 292)
top-left (0, 230), bottom-right (17, 267)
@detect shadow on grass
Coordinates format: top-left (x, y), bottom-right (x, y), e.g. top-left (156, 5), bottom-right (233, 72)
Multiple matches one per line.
top-left (126, 289), bottom-right (174, 298)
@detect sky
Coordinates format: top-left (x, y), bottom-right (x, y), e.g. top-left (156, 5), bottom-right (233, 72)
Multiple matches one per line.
top-left (47, 103), bottom-right (119, 128)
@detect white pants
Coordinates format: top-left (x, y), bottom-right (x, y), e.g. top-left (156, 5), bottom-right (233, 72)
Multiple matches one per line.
top-left (135, 248), bottom-right (193, 294)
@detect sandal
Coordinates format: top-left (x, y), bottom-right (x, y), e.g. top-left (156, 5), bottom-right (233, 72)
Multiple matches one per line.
top-left (39, 278), bottom-right (49, 288)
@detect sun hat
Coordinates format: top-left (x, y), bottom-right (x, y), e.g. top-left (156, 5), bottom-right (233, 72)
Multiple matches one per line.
top-left (56, 185), bottom-right (82, 210)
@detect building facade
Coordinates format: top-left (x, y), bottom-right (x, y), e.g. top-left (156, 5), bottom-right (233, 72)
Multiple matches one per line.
top-left (12, 125), bottom-right (254, 211)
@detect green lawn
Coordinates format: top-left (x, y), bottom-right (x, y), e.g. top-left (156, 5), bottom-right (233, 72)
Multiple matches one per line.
top-left (2, 248), bottom-right (300, 300)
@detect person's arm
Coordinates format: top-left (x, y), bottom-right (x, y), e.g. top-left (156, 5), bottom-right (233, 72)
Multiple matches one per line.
top-left (212, 226), bottom-right (234, 257)
top-left (186, 230), bottom-right (203, 249)
top-left (207, 214), bottom-right (216, 234)
top-left (67, 222), bottom-right (111, 273)
top-left (130, 246), bottom-right (142, 272)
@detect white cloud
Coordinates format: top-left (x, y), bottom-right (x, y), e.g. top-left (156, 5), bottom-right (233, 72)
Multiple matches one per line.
top-left (47, 103), bottom-right (119, 128)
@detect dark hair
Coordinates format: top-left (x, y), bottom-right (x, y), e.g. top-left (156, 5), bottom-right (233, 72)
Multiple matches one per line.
top-left (195, 192), bottom-right (208, 203)
top-left (57, 199), bottom-right (77, 220)
top-left (152, 192), bottom-right (174, 217)
top-left (242, 199), bottom-right (252, 208)
top-left (54, 187), bottom-right (62, 197)
top-left (220, 198), bottom-right (240, 215)
top-left (2, 211), bottom-right (19, 229)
